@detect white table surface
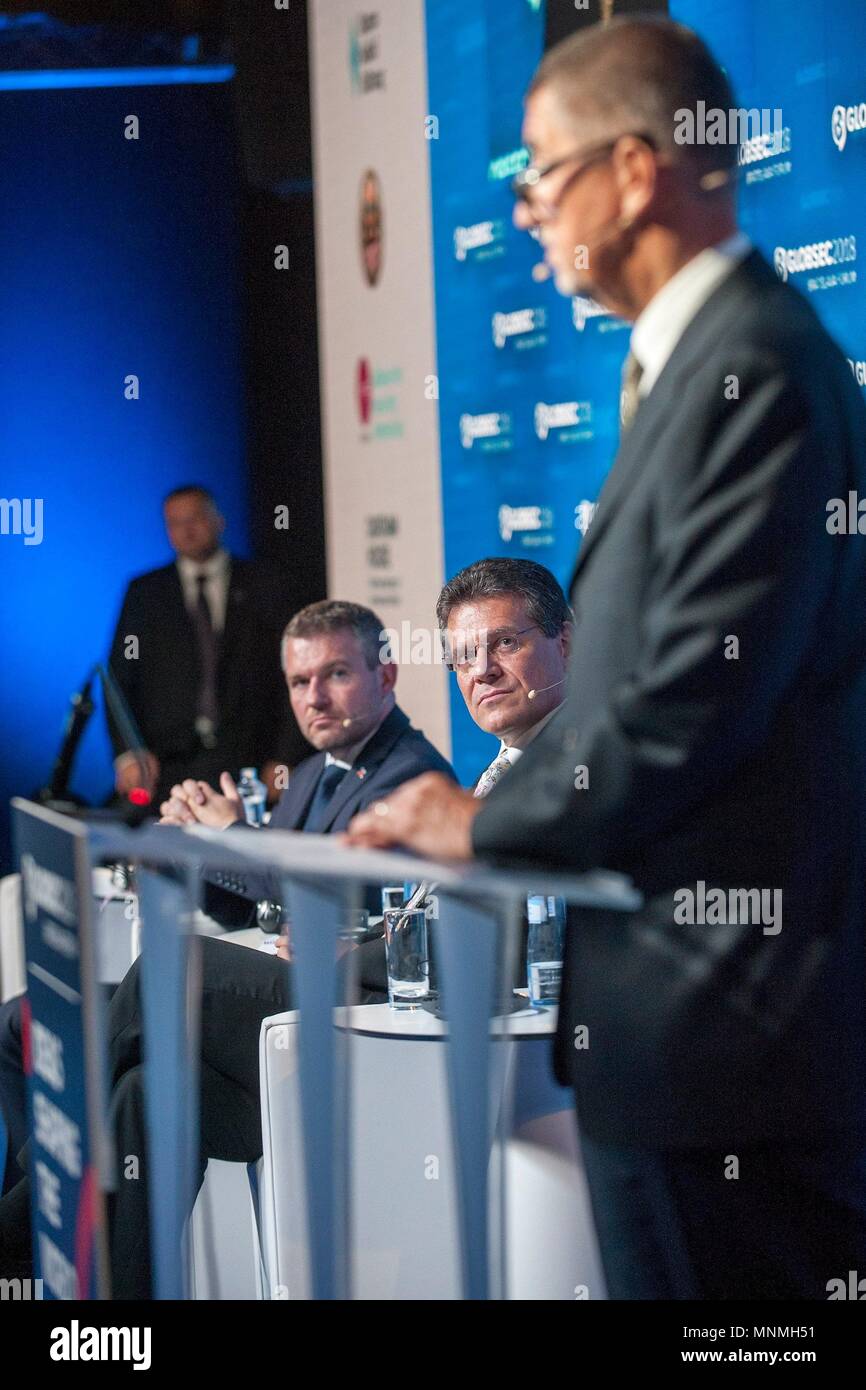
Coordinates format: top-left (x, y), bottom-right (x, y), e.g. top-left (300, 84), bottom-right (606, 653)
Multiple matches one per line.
top-left (334, 1001), bottom-right (557, 1039)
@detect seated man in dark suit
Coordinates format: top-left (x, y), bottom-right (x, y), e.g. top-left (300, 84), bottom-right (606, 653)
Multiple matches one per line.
top-left (162, 598), bottom-right (454, 930)
top-left (0, 600), bottom-right (453, 1296)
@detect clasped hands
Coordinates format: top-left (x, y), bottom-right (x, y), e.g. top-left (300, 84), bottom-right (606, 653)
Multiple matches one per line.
top-left (159, 773), bottom-right (244, 830)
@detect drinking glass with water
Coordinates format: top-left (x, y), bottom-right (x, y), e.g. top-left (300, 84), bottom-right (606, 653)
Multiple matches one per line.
top-left (383, 907), bottom-right (430, 1009)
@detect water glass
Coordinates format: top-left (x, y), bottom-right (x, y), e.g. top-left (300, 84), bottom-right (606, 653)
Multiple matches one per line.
top-left (384, 908), bottom-right (429, 1009)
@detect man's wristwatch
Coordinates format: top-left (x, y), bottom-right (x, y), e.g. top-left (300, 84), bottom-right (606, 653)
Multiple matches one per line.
top-left (256, 900), bottom-right (285, 931)
top-left (255, 901), bottom-right (385, 943)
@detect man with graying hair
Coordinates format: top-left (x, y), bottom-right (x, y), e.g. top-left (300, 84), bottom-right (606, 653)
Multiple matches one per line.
top-left (348, 17), bottom-right (866, 1299)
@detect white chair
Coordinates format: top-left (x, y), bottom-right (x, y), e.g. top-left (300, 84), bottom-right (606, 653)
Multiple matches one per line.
top-left (0, 874), bottom-right (25, 1004)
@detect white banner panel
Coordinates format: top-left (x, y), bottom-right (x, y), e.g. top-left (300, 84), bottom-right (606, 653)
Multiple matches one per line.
top-left (309, 0), bottom-right (450, 756)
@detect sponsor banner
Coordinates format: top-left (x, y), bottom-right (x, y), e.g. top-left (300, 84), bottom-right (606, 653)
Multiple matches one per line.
top-left (309, 0), bottom-right (449, 754)
top-left (11, 800), bottom-right (110, 1301)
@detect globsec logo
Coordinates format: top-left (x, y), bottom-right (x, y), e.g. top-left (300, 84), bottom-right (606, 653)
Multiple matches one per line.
top-left (459, 412), bottom-right (509, 448)
top-left (772, 236), bottom-right (856, 281)
top-left (832, 100), bottom-right (866, 151)
top-left (848, 357), bottom-right (866, 389)
top-left (20, 853), bottom-right (77, 926)
top-left (492, 306), bottom-right (545, 348)
top-left (737, 126), bottom-right (791, 165)
top-left (571, 295), bottom-right (607, 332)
top-left (534, 401), bottom-right (591, 439)
top-left (454, 221), bottom-right (496, 261)
top-left (498, 503), bottom-right (552, 543)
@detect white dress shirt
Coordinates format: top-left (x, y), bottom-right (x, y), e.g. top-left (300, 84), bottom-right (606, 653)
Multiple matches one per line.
top-left (176, 548), bottom-right (231, 633)
top-left (323, 701), bottom-right (395, 772)
top-left (630, 231), bottom-right (752, 399)
top-left (499, 704), bottom-right (559, 766)
top-left (473, 705), bottom-right (562, 795)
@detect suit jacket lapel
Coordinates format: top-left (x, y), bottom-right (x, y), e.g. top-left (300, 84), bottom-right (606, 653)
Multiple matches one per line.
top-left (274, 753), bottom-right (324, 830)
top-left (219, 557), bottom-right (245, 680)
top-left (569, 249), bottom-right (773, 594)
top-left (317, 706), bottom-right (409, 833)
top-left (167, 563), bottom-right (196, 639)
top-left (568, 396), bottom-right (665, 591)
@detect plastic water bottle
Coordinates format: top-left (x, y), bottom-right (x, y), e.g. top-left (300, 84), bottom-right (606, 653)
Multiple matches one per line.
top-left (381, 885), bottom-right (405, 913)
top-left (526, 895), bottom-right (565, 1007)
top-left (237, 767), bottom-right (267, 826)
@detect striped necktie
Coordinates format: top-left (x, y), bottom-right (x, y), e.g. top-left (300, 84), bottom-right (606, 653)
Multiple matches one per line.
top-left (619, 350), bottom-right (644, 433)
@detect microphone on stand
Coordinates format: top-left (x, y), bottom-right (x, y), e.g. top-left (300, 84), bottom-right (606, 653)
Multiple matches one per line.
top-left (527, 678), bottom-right (567, 702)
top-left (98, 663), bottom-right (152, 807)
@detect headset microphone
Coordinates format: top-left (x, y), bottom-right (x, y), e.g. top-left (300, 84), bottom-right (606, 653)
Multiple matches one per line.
top-left (532, 211), bottom-right (636, 282)
top-left (340, 706), bottom-right (384, 729)
top-left (527, 678), bottom-right (567, 702)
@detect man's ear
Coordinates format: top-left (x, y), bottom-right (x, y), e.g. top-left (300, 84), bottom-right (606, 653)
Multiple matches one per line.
top-left (612, 134), bottom-right (658, 226)
top-left (379, 661), bottom-right (398, 694)
top-left (559, 620), bottom-right (573, 661)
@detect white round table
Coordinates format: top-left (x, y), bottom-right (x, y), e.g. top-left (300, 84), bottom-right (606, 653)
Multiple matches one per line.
top-left (257, 1000), bottom-right (608, 1299)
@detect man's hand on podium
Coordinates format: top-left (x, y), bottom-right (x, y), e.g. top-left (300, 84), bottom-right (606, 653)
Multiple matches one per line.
top-left (158, 772), bottom-right (244, 829)
top-left (342, 772), bottom-right (479, 860)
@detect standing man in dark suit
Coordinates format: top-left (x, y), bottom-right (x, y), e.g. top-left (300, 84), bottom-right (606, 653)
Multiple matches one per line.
top-left (109, 483), bottom-right (306, 807)
top-left (347, 17), bottom-right (866, 1299)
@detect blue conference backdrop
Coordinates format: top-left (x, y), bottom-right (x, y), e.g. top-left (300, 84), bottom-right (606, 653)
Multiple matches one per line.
top-left (425, 0), bottom-right (628, 781)
top-left (0, 71), bottom-right (247, 869)
top-left (425, 0), bottom-right (866, 785)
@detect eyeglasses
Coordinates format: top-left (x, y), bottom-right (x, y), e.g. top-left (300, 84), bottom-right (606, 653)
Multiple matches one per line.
top-left (511, 133), bottom-right (658, 222)
top-left (443, 625), bottom-right (541, 673)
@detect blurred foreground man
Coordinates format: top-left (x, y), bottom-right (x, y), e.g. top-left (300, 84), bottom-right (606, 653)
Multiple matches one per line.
top-left (348, 17), bottom-right (866, 1299)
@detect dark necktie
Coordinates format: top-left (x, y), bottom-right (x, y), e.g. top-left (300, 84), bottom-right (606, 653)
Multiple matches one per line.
top-left (193, 572), bottom-right (219, 726)
top-left (302, 762), bottom-right (347, 832)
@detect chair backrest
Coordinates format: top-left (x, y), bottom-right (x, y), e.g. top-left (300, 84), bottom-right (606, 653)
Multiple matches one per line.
top-left (0, 873), bottom-right (26, 1003)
